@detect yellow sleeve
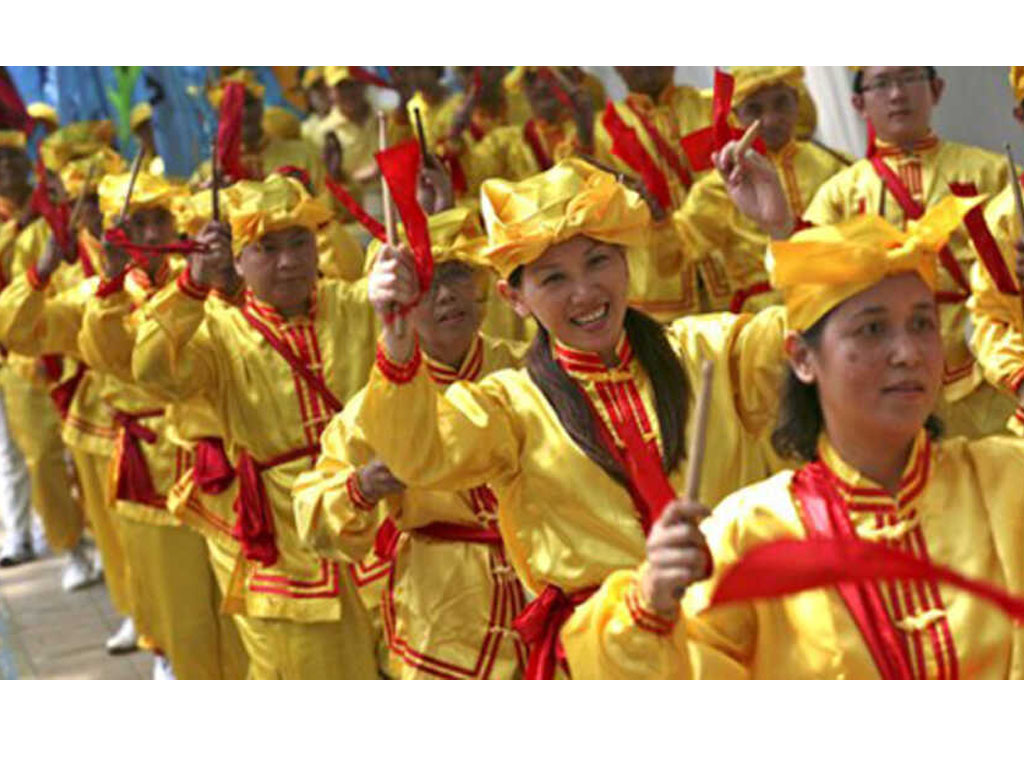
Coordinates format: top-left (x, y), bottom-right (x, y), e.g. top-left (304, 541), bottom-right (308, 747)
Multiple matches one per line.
top-left (292, 394), bottom-right (379, 564)
top-left (130, 275), bottom-right (219, 402)
top-left (78, 291), bottom-right (136, 380)
top-left (801, 169), bottom-right (847, 226)
top-left (352, 352), bottom-right (521, 493)
top-left (967, 190), bottom-right (1024, 399)
top-left (673, 175), bottom-right (736, 263)
top-left (0, 271), bottom-right (88, 357)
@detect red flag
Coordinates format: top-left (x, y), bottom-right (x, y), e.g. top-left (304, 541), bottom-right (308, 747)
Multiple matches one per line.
top-left (216, 82), bottom-right (248, 182)
top-left (600, 102), bottom-right (673, 210)
top-left (680, 69), bottom-right (766, 171)
top-left (324, 177), bottom-right (386, 242)
top-left (375, 139), bottom-right (433, 295)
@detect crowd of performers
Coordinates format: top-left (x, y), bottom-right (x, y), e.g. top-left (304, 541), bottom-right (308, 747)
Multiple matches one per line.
top-left (0, 64), bottom-right (1023, 679)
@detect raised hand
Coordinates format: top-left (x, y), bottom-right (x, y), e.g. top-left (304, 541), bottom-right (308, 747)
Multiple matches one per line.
top-left (367, 242), bottom-right (419, 361)
top-left (639, 497), bottom-right (713, 618)
top-left (714, 139), bottom-right (794, 239)
top-left (356, 459), bottom-right (406, 504)
top-left (191, 220), bottom-right (233, 287)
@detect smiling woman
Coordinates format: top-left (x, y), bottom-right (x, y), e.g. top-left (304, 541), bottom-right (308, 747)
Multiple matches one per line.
top-left (359, 158), bottom-right (790, 678)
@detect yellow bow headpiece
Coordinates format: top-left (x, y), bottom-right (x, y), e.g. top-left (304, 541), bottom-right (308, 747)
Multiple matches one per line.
top-left (366, 206), bottom-right (489, 272)
top-left (39, 120), bottom-right (116, 170)
top-left (59, 148), bottom-right (126, 199)
top-left (226, 174), bottom-right (332, 255)
top-left (731, 66), bottom-right (805, 104)
top-left (98, 171), bottom-right (190, 228)
top-left (480, 158), bottom-right (650, 279)
top-left (768, 195), bottom-right (982, 331)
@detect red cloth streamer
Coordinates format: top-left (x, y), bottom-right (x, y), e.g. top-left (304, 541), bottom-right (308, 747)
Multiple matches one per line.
top-left (348, 67), bottom-right (395, 90)
top-left (601, 103), bottom-right (673, 210)
top-left (0, 70), bottom-right (33, 133)
top-left (193, 437), bottom-right (236, 495)
top-left (375, 140), bottom-right (434, 294)
top-left (30, 158), bottom-right (72, 254)
top-left (217, 82), bottom-right (248, 182)
top-left (626, 104), bottom-right (693, 190)
top-left (956, 184), bottom-right (1020, 296)
top-left (104, 227), bottom-right (206, 269)
top-left (232, 445), bottom-right (318, 567)
top-left (512, 584), bottom-right (596, 680)
top-left (324, 177), bottom-right (386, 242)
top-left (680, 69), bottom-right (765, 172)
top-left (111, 409), bottom-right (166, 508)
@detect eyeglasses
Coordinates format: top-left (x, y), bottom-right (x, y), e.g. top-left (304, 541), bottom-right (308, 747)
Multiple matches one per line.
top-left (860, 70), bottom-right (931, 94)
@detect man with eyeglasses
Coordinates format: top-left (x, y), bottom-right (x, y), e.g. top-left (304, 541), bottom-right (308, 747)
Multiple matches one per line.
top-left (675, 67), bottom-right (850, 314)
top-left (721, 65), bottom-right (1014, 440)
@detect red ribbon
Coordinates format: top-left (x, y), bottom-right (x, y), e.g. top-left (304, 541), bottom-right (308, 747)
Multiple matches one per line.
top-left (680, 69), bottom-right (766, 172)
top-left (193, 437), bottom-right (235, 495)
top-left (217, 82), bottom-right (248, 183)
top-left (601, 102), bottom-right (672, 210)
top-left (104, 227), bottom-right (205, 265)
top-left (375, 140), bottom-right (434, 294)
top-left (512, 584), bottom-right (596, 680)
top-left (324, 176), bottom-right (386, 242)
top-left (111, 409), bottom-right (166, 508)
top-left (49, 361), bottom-right (87, 421)
top-left (30, 158), bottom-right (72, 254)
top-left (956, 185), bottom-right (1020, 296)
top-left (626, 103), bottom-right (693, 190)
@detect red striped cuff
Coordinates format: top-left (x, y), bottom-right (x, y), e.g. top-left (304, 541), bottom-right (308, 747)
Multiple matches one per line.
top-left (375, 340), bottom-right (421, 384)
top-left (346, 472), bottom-right (376, 511)
top-left (177, 268), bottom-right (210, 301)
top-left (96, 272), bottom-right (126, 298)
top-left (1005, 367), bottom-right (1024, 397)
top-left (626, 574), bottom-right (677, 636)
top-left (26, 264), bottom-right (50, 292)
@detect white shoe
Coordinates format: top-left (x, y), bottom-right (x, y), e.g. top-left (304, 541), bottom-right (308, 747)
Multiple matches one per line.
top-left (106, 617), bottom-right (138, 655)
top-left (0, 536), bottom-right (33, 567)
top-left (153, 654), bottom-right (176, 681)
top-left (61, 540), bottom-right (102, 591)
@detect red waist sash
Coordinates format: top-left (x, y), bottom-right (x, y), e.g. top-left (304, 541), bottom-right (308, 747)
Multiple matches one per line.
top-left (512, 583), bottom-right (597, 680)
top-left (193, 437), bottom-right (235, 495)
top-left (112, 408), bottom-right (166, 508)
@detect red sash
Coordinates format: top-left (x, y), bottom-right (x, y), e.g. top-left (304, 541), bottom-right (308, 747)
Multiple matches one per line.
top-left (49, 361), bottom-right (87, 421)
top-left (232, 445), bottom-right (318, 567)
top-left (956, 184), bottom-right (1020, 297)
top-left (193, 437), bottom-right (235, 495)
top-left (372, 517), bottom-right (504, 561)
top-left (729, 281), bottom-right (772, 314)
top-left (112, 408), bottom-right (167, 508)
top-left (523, 120), bottom-right (553, 171)
top-left (601, 102), bottom-right (673, 210)
top-left (241, 306), bottom-right (344, 413)
top-left (626, 103), bottom-right (693, 190)
top-left (791, 462), bottom-right (914, 679)
top-left (512, 584), bottom-right (597, 680)
top-left (868, 156), bottom-right (970, 303)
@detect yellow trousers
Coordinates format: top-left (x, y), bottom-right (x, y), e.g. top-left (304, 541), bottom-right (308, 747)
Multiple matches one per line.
top-left (69, 449), bottom-right (131, 614)
top-left (204, 537), bottom-right (252, 680)
top-left (118, 518), bottom-right (247, 679)
top-left (937, 380), bottom-right (1018, 440)
top-left (1, 369), bottom-right (83, 552)
top-left (236, 574), bottom-right (379, 680)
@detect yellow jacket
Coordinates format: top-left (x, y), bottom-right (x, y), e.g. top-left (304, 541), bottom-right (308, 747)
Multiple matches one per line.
top-left (563, 431), bottom-right (1024, 679)
top-left (294, 333), bottom-right (529, 679)
top-left (676, 139), bottom-right (848, 312)
top-left (131, 275), bottom-right (377, 622)
top-left (804, 134), bottom-right (1009, 403)
top-left (353, 309), bottom-right (787, 613)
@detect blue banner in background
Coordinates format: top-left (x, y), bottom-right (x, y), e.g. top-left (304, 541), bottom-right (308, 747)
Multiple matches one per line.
top-left (5, 66), bottom-right (295, 178)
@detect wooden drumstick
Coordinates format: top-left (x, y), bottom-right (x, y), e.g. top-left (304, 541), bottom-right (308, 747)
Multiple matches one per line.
top-left (378, 111), bottom-right (405, 338)
top-left (683, 359), bottom-right (715, 504)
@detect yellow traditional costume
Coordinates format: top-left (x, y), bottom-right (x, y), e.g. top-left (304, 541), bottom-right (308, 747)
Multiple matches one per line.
top-left (675, 67), bottom-right (847, 313)
top-left (294, 207), bottom-right (529, 679)
top-left (131, 175), bottom-right (379, 679)
top-left (563, 207), bottom-right (1024, 679)
top-left (967, 174), bottom-right (1024, 436)
top-left (803, 128), bottom-right (1012, 437)
top-left (352, 160), bottom-right (788, 678)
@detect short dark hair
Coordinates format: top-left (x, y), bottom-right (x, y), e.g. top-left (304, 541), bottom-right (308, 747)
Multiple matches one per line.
top-left (770, 309), bottom-right (943, 462)
top-left (852, 66), bottom-right (937, 95)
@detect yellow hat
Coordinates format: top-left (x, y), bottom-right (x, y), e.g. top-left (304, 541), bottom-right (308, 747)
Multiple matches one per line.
top-left (0, 130), bottom-right (27, 151)
top-left (39, 120), bottom-right (116, 170)
top-left (226, 174), bottom-right (332, 255)
top-left (129, 102), bottom-right (153, 131)
top-left (367, 206), bottom-right (489, 272)
top-left (26, 102), bottom-right (59, 127)
top-left (302, 66), bottom-right (325, 89)
top-left (1011, 67), bottom-right (1024, 105)
top-left (768, 195), bottom-right (982, 331)
top-left (59, 148), bottom-right (126, 199)
top-left (324, 66), bottom-right (360, 88)
top-left (262, 106), bottom-right (301, 140)
top-left (731, 66), bottom-right (805, 105)
top-left (97, 171), bottom-right (190, 228)
top-left (178, 188), bottom-right (226, 238)
top-left (208, 70), bottom-right (265, 109)
top-left (480, 158), bottom-right (650, 279)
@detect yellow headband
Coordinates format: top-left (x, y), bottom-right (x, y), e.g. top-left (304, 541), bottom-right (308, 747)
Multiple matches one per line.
top-left (0, 130), bottom-right (27, 151)
top-left (130, 102), bottom-right (153, 131)
top-left (302, 66), bottom-right (325, 90)
top-left (208, 70), bottom-right (265, 109)
top-left (59, 148), bottom-right (126, 199)
top-left (732, 66), bottom-right (805, 104)
top-left (1011, 66), bottom-right (1024, 105)
top-left (366, 206), bottom-right (490, 272)
top-left (768, 195), bottom-right (982, 331)
top-left (226, 174), bottom-right (332, 255)
top-left (97, 171), bottom-right (189, 228)
top-left (480, 157), bottom-right (651, 279)
top-left (39, 120), bottom-right (116, 170)
top-left (26, 102), bottom-right (58, 126)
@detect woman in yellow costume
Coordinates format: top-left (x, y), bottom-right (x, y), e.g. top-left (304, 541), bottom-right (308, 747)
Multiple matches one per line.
top-left (294, 207), bottom-right (529, 679)
top-left (358, 158), bottom-right (788, 678)
top-left (562, 195), bottom-right (1024, 679)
